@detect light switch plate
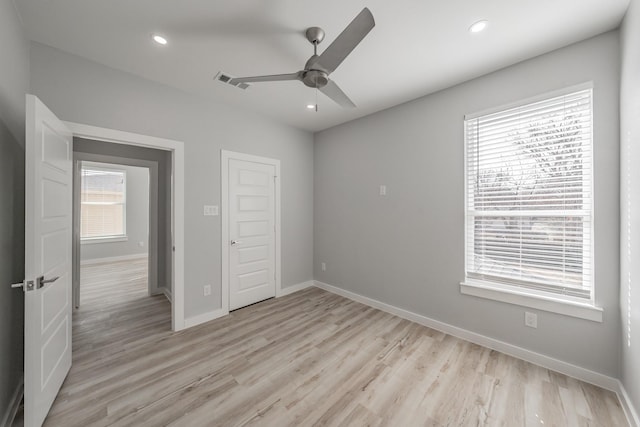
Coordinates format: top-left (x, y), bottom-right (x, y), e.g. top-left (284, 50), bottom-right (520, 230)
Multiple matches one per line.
top-left (204, 205), bottom-right (219, 216)
top-left (379, 185), bottom-right (387, 196)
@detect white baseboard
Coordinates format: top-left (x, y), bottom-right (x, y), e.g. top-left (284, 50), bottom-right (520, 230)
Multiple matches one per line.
top-left (313, 280), bottom-right (619, 392)
top-left (81, 253), bottom-right (148, 266)
top-left (184, 308), bottom-right (229, 328)
top-left (278, 280), bottom-right (314, 297)
top-left (161, 286), bottom-right (172, 303)
top-left (1, 377), bottom-right (23, 427)
top-left (617, 380), bottom-right (640, 427)
top-left (182, 281), bottom-right (313, 330)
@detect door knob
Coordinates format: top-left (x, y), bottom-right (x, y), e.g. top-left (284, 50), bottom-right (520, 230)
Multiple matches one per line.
top-left (36, 275), bottom-right (59, 289)
top-left (230, 240), bottom-right (242, 246)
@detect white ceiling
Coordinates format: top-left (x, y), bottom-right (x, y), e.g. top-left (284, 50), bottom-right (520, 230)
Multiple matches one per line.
top-left (16, 0), bottom-right (629, 132)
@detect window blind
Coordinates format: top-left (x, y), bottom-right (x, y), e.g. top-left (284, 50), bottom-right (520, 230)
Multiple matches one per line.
top-left (80, 167), bottom-right (126, 239)
top-left (465, 88), bottom-right (593, 300)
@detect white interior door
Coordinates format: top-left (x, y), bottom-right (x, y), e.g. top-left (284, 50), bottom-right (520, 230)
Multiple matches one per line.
top-left (24, 95), bottom-right (73, 427)
top-left (228, 158), bottom-right (276, 310)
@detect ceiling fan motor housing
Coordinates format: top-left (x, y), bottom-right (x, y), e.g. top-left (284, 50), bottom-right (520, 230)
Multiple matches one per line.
top-left (303, 70), bottom-right (329, 88)
top-left (303, 53), bottom-right (329, 88)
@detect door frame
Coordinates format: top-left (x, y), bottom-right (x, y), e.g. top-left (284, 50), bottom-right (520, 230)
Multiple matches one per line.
top-left (65, 122), bottom-right (186, 331)
top-left (221, 150), bottom-right (281, 313)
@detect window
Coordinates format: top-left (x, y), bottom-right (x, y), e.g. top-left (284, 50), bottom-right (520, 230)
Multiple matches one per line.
top-left (464, 87), bottom-right (594, 306)
top-left (81, 165), bottom-right (127, 240)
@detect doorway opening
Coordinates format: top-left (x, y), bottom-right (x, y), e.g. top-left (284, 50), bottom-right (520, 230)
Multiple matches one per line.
top-left (78, 162), bottom-right (152, 309)
top-left (67, 125), bottom-right (185, 331)
top-left (72, 137), bottom-right (174, 328)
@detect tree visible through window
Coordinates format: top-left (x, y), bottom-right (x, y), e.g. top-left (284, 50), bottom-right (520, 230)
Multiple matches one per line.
top-left (80, 166), bottom-right (126, 239)
top-left (464, 87), bottom-right (593, 301)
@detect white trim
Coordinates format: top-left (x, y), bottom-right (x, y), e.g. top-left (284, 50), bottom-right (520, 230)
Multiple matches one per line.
top-left (464, 81), bottom-right (594, 120)
top-left (162, 286), bottom-right (173, 303)
top-left (617, 380), bottom-right (640, 427)
top-left (65, 122), bottom-right (186, 331)
top-left (81, 236), bottom-right (128, 244)
top-left (279, 280), bottom-right (314, 296)
top-left (221, 150), bottom-right (281, 312)
top-left (80, 252), bottom-right (147, 266)
top-left (313, 280), bottom-right (619, 392)
top-left (221, 152), bottom-right (230, 314)
top-left (460, 281), bottom-right (603, 322)
top-left (184, 308), bottom-right (229, 328)
top-left (183, 280), bottom-right (312, 328)
top-left (1, 377), bottom-right (23, 427)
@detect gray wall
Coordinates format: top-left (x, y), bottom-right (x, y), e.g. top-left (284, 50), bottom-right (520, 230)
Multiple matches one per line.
top-left (30, 42), bottom-right (315, 320)
top-left (80, 163), bottom-right (149, 261)
top-left (0, 0), bottom-right (28, 422)
top-left (314, 31), bottom-right (621, 377)
top-left (620, 0), bottom-right (640, 415)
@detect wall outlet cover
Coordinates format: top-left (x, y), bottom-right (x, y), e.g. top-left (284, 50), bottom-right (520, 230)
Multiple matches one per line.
top-left (204, 205), bottom-right (219, 216)
top-left (525, 312), bottom-right (538, 328)
top-left (203, 285), bottom-right (212, 296)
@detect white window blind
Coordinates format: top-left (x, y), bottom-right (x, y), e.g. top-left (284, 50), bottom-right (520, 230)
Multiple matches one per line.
top-left (465, 88), bottom-right (593, 300)
top-left (80, 167), bottom-right (126, 239)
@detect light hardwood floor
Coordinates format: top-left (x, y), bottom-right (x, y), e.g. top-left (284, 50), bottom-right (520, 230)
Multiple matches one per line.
top-left (36, 259), bottom-right (627, 426)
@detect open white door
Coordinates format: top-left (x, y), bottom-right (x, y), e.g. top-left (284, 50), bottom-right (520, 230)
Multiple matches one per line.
top-left (23, 95), bottom-right (73, 427)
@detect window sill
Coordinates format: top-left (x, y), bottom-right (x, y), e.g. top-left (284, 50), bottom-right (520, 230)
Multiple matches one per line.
top-left (460, 280), bottom-right (603, 322)
top-left (81, 236), bottom-right (128, 245)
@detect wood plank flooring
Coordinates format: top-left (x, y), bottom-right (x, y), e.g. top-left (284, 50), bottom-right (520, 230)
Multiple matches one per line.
top-left (37, 260), bottom-right (627, 426)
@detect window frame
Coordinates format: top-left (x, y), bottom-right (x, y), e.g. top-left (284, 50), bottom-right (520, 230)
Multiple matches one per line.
top-left (460, 83), bottom-right (602, 322)
top-left (80, 163), bottom-right (128, 243)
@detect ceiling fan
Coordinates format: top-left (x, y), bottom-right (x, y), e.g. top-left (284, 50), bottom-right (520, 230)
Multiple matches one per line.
top-left (229, 8), bottom-right (375, 108)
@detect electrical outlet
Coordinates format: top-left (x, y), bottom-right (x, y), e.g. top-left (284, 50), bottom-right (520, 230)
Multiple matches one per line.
top-left (203, 285), bottom-right (212, 296)
top-left (379, 185), bottom-right (387, 196)
top-left (525, 312), bottom-right (537, 328)
top-left (321, 262), bottom-right (326, 271)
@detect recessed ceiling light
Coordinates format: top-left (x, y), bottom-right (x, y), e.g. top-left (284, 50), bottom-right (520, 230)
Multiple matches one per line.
top-left (306, 104), bottom-right (315, 110)
top-left (153, 34), bottom-right (168, 45)
top-left (469, 20), bottom-right (488, 34)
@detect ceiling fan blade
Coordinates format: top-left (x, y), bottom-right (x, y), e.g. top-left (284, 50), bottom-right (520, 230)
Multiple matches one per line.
top-left (229, 72), bottom-right (301, 84)
top-left (311, 8), bottom-right (375, 74)
top-left (319, 80), bottom-right (356, 108)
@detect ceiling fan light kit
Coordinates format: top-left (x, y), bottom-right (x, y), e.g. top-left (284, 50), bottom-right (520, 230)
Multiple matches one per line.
top-left (227, 8), bottom-right (375, 109)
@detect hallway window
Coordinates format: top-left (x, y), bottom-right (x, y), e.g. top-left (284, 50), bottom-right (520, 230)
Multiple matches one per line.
top-left (81, 165), bottom-right (127, 240)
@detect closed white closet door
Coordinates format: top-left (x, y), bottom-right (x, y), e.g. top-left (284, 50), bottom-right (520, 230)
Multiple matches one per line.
top-left (228, 158), bottom-right (276, 310)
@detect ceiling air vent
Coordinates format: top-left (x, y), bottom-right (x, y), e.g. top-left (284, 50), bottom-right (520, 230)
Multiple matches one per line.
top-left (215, 72), bottom-right (250, 90)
